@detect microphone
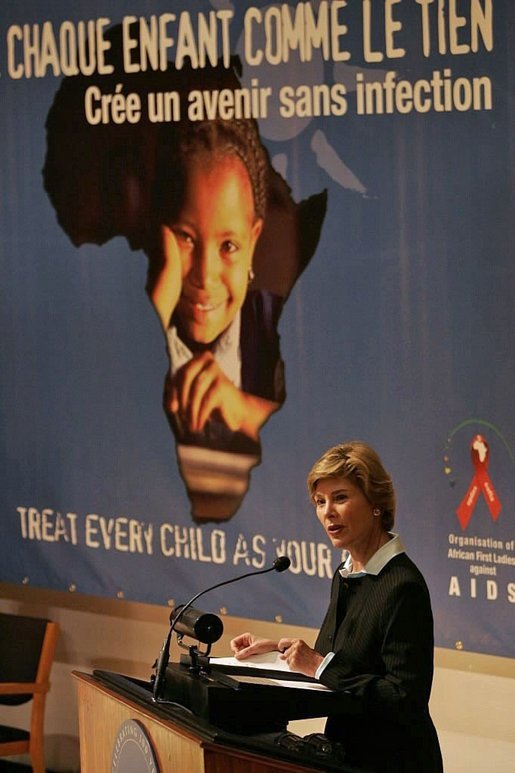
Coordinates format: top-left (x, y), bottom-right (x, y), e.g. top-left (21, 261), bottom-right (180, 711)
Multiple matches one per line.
top-left (152, 555), bottom-right (291, 701)
top-left (172, 605), bottom-right (224, 645)
top-left (272, 556), bottom-right (290, 573)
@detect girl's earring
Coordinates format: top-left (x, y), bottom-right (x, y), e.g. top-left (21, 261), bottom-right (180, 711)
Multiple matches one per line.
top-left (248, 267), bottom-right (255, 283)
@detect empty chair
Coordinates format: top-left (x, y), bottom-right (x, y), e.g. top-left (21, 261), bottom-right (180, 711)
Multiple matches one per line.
top-left (0, 612), bottom-right (59, 773)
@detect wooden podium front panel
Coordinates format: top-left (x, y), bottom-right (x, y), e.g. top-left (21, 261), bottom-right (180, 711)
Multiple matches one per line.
top-left (201, 747), bottom-right (322, 773)
top-left (74, 672), bottom-right (205, 772)
top-left (73, 673), bottom-right (321, 773)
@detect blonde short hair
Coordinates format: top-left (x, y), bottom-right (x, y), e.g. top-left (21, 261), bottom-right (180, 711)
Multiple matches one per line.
top-left (307, 441), bottom-right (396, 531)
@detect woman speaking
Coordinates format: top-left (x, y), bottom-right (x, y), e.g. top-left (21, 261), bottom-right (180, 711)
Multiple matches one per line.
top-left (231, 441), bottom-right (443, 772)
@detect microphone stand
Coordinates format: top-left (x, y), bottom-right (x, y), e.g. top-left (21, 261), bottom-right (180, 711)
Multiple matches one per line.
top-left (152, 557), bottom-right (290, 702)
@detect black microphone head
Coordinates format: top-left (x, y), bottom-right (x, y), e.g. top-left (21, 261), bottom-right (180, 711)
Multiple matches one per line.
top-left (173, 605), bottom-right (224, 644)
top-left (273, 556), bottom-right (291, 572)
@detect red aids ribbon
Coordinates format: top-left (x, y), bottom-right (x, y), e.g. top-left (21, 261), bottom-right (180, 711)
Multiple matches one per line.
top-left (456, 435), bottom-right (502, 530)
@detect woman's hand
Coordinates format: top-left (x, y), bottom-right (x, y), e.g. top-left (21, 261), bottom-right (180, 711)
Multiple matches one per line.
top-left (165, 352), bottom-right (279, 438)
top-left (230, 633), bottom-right (280, 660)
top-left (277, 638), bottom-right (324, 678)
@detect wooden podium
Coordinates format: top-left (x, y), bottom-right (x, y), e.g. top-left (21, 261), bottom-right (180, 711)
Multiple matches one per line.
top-left (74, 671), bottom-right (352, 772)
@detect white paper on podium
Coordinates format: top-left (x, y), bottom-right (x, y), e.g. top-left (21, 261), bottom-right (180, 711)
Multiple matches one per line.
top-left (211, 651), bottom-right (290, 671)
top-left (210, 652), bottom-right (332, 691)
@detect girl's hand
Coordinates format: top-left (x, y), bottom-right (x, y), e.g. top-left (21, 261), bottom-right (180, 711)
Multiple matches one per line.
top-left (148, 226), bottom-right (182, 330)
top-left (166, 352), bottom-right (279, 438)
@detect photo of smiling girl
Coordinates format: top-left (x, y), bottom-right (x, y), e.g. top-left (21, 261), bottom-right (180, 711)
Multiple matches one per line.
top-left (146, 118), bottom-right (287, 519)
top-left (149, 119), bottom-right (282, 444)
top-left (43, 56), bottom-right (327, 522)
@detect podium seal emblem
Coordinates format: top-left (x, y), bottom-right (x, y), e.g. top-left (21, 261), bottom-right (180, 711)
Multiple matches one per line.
top-left (112, 719), bottom-right (159, 773)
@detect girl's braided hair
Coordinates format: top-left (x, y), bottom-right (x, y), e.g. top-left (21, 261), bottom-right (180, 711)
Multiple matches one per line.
top-left (153, 117), bottom-right (269, 222)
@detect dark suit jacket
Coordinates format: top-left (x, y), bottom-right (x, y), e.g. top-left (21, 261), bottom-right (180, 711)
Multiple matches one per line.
top-left (315, 553), bottom-right (443, 772)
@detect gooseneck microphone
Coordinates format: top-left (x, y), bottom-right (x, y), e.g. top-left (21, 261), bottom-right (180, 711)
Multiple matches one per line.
top-left (152, 555), bottom-right (291, 701)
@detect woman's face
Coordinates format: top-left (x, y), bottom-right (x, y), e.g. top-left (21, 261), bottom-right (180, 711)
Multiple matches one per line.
top-left (313, 476), bottom-right (381, 555)
top-left (165, 153), bottom-right (263, 344)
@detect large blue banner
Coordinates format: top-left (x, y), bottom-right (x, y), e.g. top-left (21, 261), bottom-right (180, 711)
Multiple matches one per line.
top-left (1, 0), bottom-right (513, 658)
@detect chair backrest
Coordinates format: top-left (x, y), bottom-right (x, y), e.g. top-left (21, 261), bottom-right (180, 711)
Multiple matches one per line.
top-left (0, 613), bottom-right (55, 706)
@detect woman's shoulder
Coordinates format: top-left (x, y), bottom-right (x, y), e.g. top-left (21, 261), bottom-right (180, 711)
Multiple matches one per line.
top-left (381, 551), bottom-right (431, 592)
